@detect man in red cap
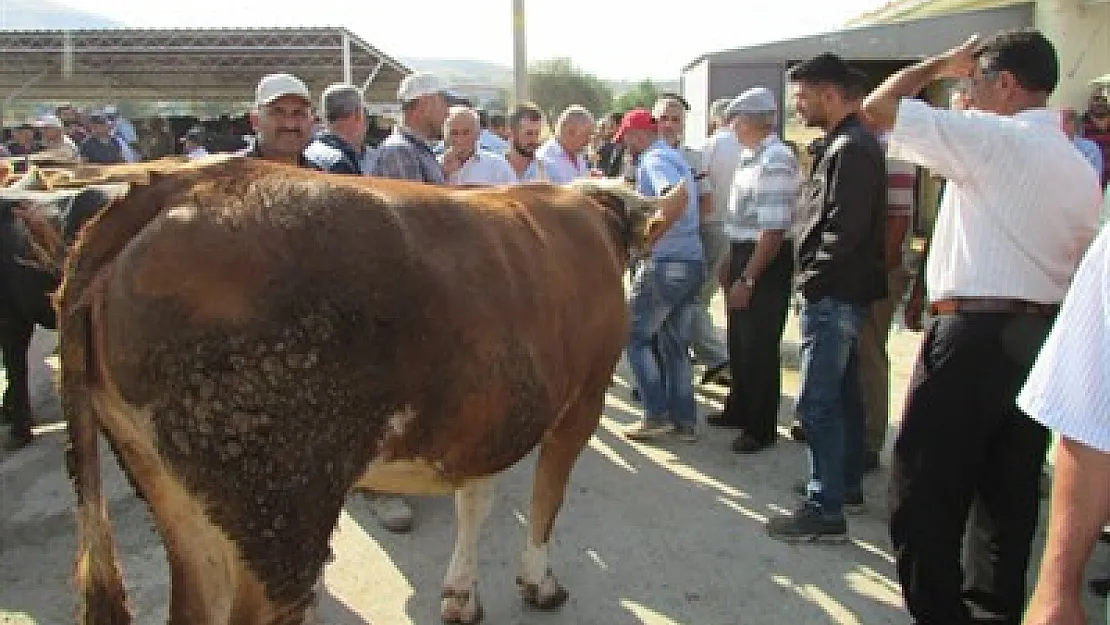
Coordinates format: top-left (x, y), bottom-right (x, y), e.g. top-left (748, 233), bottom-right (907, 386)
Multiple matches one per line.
top-left (616, 109), bottom-right (706, 443)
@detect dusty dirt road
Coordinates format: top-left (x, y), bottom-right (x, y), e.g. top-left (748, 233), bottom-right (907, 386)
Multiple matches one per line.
top-left (2, 306), bottom-right (1107, 624)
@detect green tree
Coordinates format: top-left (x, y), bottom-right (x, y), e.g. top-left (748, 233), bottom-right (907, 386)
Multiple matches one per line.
top-left (527, 58), bottom-right (612, 122)
top-left (611, 79), bottom-right (661, 114)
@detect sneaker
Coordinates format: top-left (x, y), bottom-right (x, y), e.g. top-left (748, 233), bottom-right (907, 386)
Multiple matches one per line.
top-left (699, 361), bottom-right (729, 386)
top-left (624, 419), bottom-right (674, 441)
top-left (731, 432), bottom-right (775, 454)
top-left (766, 502), bottom-right (848, 544)
top-left (367, 494), bottom-right (414, 533)
top-left (674, 424), bottom-right (699, 442)
top-left (863, 450), bottom-right (881, 473)
top-left (790, 482), bottom-right (865, 516)
top-left (788, 420), bottom-right (806, 442)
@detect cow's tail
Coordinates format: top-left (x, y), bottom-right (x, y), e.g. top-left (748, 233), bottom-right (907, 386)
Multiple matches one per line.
top-left (61, 301), bottom-right (130, 625)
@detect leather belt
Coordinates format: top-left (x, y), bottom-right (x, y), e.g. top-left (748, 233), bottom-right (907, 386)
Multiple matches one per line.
top-left (928, 297), bottom-right (1059, 317)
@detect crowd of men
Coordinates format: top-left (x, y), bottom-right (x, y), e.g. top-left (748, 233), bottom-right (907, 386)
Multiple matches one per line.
top-left (5, 26), bottom-right (1110, 624)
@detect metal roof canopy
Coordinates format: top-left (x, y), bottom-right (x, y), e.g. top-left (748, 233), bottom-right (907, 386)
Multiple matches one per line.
top-left (683, 3), bottom-right (1034, 70)
top-left (0, 27), bottom-right (411, 105)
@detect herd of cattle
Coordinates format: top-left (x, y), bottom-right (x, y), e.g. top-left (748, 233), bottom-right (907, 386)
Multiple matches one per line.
top-left (0, 154), bottom-right (682, 624)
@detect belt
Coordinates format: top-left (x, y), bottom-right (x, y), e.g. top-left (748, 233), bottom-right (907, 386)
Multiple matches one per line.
top-left (928, 298), bottom-right (1059, 317)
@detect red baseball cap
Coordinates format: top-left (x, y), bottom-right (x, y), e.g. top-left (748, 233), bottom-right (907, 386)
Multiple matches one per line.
top-left (613, 108), bottom-right (657, 142)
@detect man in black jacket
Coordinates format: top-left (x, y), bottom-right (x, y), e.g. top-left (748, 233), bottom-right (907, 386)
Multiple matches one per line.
top-left (304, 83), bottom-right (370, 174)
top-left (766, 53), bottom-right (887, 544)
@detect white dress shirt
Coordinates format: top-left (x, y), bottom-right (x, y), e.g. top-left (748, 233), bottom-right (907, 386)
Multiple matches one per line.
top-left (442, 149), bottom-right (517, 186)
top-left (534, 138), bottom-right (588, 184)
top-left (1019, 226), bottom-right (1110, 452)
top-left (888, 99), bottom-right (1101, 303)
top-left (185, 146), bottom-right (210, 160)
top-left (699, 129), bottom-right (743, 224)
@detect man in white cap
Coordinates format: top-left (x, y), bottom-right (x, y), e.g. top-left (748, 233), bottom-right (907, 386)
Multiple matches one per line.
top-left (367, 72), bottom-right (453, 183)
top-left (709, 87), bottom-right (800, 459)
top-left (243, 73), bottom-right (315, 166)
top-left (35, 114), bottom-right (79, 160)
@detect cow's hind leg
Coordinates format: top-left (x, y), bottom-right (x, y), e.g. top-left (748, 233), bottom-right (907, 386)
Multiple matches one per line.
top-left (517, 389), bottom-right (604, 610)
top-left (441, 477), bottom-right (495, 624)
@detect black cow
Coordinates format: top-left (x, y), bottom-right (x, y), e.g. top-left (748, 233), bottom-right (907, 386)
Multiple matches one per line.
top-left (0, 181), bottom-right (121, 448)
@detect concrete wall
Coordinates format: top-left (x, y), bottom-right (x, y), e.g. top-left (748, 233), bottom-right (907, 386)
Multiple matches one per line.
top-left (681, 60), bottom-right (711, 147)
top-left (1036, 0), bottom-right (1109, 109)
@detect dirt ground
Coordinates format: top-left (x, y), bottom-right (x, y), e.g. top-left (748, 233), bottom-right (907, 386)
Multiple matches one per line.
top-left (2, 300), bottom-right (1108, 624)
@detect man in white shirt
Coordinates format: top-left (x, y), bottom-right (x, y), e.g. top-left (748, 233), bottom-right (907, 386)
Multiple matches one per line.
top-left (440, 106), bottom-right (517, 186)
top-left (1018, 225), bottom-right (1110, 625)
top-left (505, 102), bottom-right (546, 183)
top-left (534, 105), bottom-right (593, 183)
top-left (860, 29), bottom-right (1101, 625)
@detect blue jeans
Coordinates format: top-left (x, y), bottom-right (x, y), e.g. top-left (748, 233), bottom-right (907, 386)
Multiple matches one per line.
top-left (626, 258), bottom-right (705, 427)
top-left (797, 297), bottom-right (868, 516)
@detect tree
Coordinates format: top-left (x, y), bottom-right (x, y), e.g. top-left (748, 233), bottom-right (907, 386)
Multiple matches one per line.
top-left (527, 58), bottom-right (612, 123)
top-left (611, 79), bottom-right (661, 115)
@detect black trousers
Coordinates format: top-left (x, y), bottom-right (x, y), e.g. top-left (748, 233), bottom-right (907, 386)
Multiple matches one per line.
top-left (890, 311), bottom-right (1054, 625)
top-left (720, 239), bottom-right (793, 443)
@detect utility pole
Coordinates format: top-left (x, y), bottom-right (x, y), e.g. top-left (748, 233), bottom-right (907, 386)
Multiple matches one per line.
top-left (512, 0), bottom-right (528, 104)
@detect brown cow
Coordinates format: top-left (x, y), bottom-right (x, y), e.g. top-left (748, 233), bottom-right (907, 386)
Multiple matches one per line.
top-left (50, 155), bottom-right (682, 624)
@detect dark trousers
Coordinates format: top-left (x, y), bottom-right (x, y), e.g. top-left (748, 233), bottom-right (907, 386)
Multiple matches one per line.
top-left (890, 311), bottom-right (1053, 625)
top-left (720, 239), bottom-right (793, 443)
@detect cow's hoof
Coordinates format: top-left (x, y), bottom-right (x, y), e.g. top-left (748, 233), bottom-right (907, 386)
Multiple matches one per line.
top-left (441, 586), bottom-right (483, 624)
top-left (516, 572), bottom-right (569, 610)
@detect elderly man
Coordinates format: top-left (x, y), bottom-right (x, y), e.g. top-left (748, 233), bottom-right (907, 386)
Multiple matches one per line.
top-left (6, 123), bottom-right (39, 156)
top-left (616, 108), bottom-right (704, 443)
top-left (766, 54), bottom-right (887, 545)
top-left (861, 30), bottom-right (1100, 624)
top-left (35, 115), bottom-right (79, 160)
top-left (535, 105), bottom-right (593, 183)
top-left (368, 72), bottom-right (452, 183)
top-left (505, 102), bottom-right (545, 182)
top-left (303, 83), bottom-right (369, 174)
top-left (440, 106), bottom-right (516, 185)
top-left (711, 88), bottom-right (800, 455)
top-left (242, 73), bottom-right (314, 166)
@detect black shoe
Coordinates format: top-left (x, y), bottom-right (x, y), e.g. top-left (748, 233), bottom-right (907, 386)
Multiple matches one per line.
top-left (630, 388), bottom-right (640, 402)
top-left (707, 413), bottom-right (743, 428)
top-left (699, 362), bottom-right (729, 386)
top-left (788, 421), bottom-right (806, 442)
top-left (863, 450), bottom-right (880, 473)
top-left (6, 426), bottom-right (32, 450)
top-left (731, 433), bottom-right (774, 454)
top-left (766, 502), bottom-right (848, 544)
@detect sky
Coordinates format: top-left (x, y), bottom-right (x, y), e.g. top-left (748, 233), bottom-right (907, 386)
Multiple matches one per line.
top-left (48, 0), bottom-right (890, 80)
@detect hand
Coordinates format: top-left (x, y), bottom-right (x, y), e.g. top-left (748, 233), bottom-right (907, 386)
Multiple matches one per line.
top-left (936, 35), bottom-right (982, 80)
top-left (644, 217), bottom-right (667, 247)
top-left (441, 148), bottom-right (466, 177)
top-left (727, 280), bottom-right (753, 310)
top-left (1021, 588), bottom-right (1086, 625)
top-left (904, 289), bottom-right (925, 331)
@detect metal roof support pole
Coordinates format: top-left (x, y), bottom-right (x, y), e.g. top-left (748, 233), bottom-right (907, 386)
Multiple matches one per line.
top-left (342, 31), bottom-right (353, 85)
top-left (2, 68), bottom-right (48, 125)
top-left (361, 58), bottom-right (384, 95)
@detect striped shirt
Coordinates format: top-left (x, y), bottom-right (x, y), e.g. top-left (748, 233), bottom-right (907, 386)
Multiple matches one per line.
top-left (886, 156), bottom-right (915, 219)
top-left (888, 99), bottom-right (1101, 303)
top-left (725, 134), bottom-right (800, 241)
top-left (368, 127), bottom-right (445, 184)
top-left (1019, 226), bottom-right (1110, 452)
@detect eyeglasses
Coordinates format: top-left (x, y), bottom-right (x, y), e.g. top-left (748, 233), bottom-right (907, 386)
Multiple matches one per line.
top-left (656, 115), bottom-right (682, 123)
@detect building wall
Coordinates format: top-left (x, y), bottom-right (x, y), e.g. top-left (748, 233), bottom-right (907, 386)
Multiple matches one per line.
top-left (684, 61), bottom-right (785, 147)
top-left (681, 60), bottom-right (711, 147)
top-left (1036, 0), bottom-right (1109, 109)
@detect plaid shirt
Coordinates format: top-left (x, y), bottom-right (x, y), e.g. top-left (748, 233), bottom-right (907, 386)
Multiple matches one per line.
top-left (368, 127), bottom-right (444, 184)
top-left (725, 134), bottom-right (800, 241)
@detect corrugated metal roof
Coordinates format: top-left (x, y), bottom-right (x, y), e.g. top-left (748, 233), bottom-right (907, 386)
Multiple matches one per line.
top-left (846, 0), bottom-right (1029, 26)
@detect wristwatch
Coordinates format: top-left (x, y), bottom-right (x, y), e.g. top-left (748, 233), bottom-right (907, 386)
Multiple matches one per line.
top-left (740, 275), bottom-right (756, 289)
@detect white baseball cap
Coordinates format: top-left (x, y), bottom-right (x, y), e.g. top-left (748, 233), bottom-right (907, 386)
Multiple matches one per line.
top-left (396, 72), bottom-right (452, 103)
top-left (256, 73), bottom-right (312, 106)
top-left (35, 114), bottom-right (63, 128)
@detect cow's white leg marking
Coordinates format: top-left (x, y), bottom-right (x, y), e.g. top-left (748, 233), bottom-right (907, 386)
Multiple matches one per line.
top-left (441, 477), bottom-right (494, 624)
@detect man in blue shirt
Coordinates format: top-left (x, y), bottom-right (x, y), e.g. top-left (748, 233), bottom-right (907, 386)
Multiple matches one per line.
top-left (616, 108), bottom-right (705, 443)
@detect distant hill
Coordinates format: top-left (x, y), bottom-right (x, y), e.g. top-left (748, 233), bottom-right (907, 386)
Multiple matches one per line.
top-left (401, 57), bottom-right (679, 96)
top-left (0, 0), bottom-right (124, 29)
